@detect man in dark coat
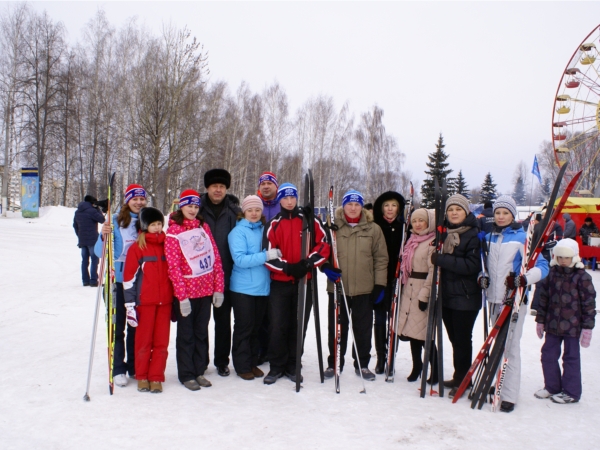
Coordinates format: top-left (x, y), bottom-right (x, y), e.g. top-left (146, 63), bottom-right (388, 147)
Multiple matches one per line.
top-left (199, 169), bottom-right (241, 377)
top-left (563, 213), bottom-right (577, 239)
top-left (579, 216), bottom-right (600, 245)
top-left (73, 195), bottom-right (105, 286)
top-left (477, 201), bottom-right (494, 234)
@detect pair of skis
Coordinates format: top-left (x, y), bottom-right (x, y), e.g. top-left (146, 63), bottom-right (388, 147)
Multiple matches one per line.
top-left (420, 179), bottom-right (447, 397)
top-left (84, 172), bottom-right (117, 401)
top-left (453, 162), bottom-right (582, 408)
top-left (385, 183), bottom-right (414, 382)
top-left (296, 169), bottom-right (325, 392)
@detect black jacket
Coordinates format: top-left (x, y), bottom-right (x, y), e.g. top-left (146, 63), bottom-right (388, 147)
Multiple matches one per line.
top-left (435, 213), bottom-right (482, 311)
top-left (199, 193), bottom-right (241, 288)
top-left (373, 191), bottom-right (406, 285)
top-left (73, 201), bottom-right (105, 247)
top-left (580, 222), bottom-right (599, 245)
top-left (477, 207), bottom-right (494, 234)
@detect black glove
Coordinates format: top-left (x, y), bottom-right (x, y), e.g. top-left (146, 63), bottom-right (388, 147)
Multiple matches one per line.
top-left (94, 199), bottom-right (109, 213)
top-left (430, 253), bottom-right (440, 266)
top-left (285, 262), bottom-right (309, 280)
top-left (505, 274), bottom-right (527, 290)
top-left (370, 285), bottom-right (386, 305)
top-left (302, 203), bottom-right (314, 222)
top-left (478, 275), bottom-right (490, 290)
top-left (300, 258), bottom-right (314, 270)
top-left (321, 262), bottom-right (342, 283)
top-left (418, 301), bottom-right (428, 311)
top-left (544, 240), bottom-right (557, 250)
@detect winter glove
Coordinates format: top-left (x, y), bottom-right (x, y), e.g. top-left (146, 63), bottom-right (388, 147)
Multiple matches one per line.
top-left (430, 252), bottom-right (440, 266)
top-left (125, 303), bottom-right (138, 327)
top-left (418, 301), bottom-right (428, 312)
top-left (321, 262), bottom-right (342, 283)
top-left (213, 292), bottom-right (225, 308)
top-left (285, 262), bottom-right (310, 279)
top-left (180, 299), bottom-right (191, 317)
top-left (301, 203), bottom-right (314, 222)
top-left (266, 248), bottom-right (282, 261)
top-left (505, 274), bottom-right (527, 290)
top-left (544, 240), bottom-right (557, 250)
top-left (478, 274), bottom-right (490, 290)
top-left (580, 329), bottom-right (593, 348)
top-left (536, 323), bottom-right (544, 340)
top-left (370, 285), bottom-right (386, 305)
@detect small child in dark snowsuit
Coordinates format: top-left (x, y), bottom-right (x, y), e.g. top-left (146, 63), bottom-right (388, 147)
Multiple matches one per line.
top-left (534, 238), bottom-right (596, 404)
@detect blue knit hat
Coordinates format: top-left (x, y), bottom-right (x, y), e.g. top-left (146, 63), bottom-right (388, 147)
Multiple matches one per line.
top-left (342, 190), bottom-right (364, 207)
top-left (493, 195), bottom-right (517, 219)
top-left (276, 183), bottom-right (298, 203)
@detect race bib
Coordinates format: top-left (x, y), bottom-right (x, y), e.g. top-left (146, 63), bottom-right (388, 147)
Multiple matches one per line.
top-left (170, 228), bottom-right (215, 277)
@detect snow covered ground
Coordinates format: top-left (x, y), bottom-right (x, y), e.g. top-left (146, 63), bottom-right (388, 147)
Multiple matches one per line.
top-left (1, 206), bottom-right (599, 449)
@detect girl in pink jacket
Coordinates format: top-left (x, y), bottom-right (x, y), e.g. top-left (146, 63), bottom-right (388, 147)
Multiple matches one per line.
top-left (165, 190), bottom-right (225, 391)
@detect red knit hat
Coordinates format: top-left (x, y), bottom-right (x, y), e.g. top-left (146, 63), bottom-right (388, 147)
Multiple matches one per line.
top-left (124, 184), bottom-right (146, 203)
top-left (179, 189), bottom-right (201, 207)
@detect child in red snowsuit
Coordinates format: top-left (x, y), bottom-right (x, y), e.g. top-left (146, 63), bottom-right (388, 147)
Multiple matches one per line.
top-left (123, 207), bottom-right (173, 393)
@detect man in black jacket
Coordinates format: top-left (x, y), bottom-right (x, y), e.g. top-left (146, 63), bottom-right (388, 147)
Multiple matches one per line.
top-left (73, 195), bottom-right (105, 286)
top-left (199, 169), bottom-right (241, 377)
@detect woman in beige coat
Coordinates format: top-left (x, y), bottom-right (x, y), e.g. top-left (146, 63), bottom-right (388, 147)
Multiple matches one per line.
top-left (396, 208), bottom-right (436, 382)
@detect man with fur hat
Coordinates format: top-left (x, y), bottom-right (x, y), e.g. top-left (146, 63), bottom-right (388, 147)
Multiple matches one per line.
top-left (199, 168), bottom-right (241, 377)
top-left (73, 195), bottom-right (105, 286)
top-left (534, 238), bottom-right (596, 404)
top-left (482, 195), bottom-right (549, 412)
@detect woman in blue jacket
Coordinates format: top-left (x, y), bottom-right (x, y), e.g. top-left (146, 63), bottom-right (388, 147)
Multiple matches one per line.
top-left (228, 195), bottom-right (280, 380)
top-left (95, 184), bottom-right (148, 387)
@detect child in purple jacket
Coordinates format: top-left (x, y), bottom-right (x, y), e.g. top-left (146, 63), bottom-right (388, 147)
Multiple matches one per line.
top-left (534, 238), bottom-right (596, 404)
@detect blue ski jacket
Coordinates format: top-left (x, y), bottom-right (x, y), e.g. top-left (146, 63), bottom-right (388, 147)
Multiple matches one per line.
top-left (94, 212), bottom-right (139, 283)
top-left (485, 223), bottom-right (549, 304)
top-left (228, 218), bottom-right (270, 296)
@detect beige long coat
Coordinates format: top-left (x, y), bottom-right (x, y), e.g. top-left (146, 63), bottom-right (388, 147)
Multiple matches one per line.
top-left (396, 209), bottom-right (435, 341)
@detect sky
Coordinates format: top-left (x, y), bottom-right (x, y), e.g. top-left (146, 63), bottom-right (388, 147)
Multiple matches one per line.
top-left (27, 1), bottom-right (600, 194)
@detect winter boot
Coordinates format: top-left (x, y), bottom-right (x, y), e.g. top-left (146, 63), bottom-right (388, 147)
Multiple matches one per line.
top-left (427, 345), bottom-right (439, 385)
top-left (407, 339), bottom-right (423, 382)
top-left (374, 325), bottom-right (387, 375)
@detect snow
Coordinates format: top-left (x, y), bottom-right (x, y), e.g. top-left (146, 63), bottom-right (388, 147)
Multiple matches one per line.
top-left (1, 206), bottom-right (600, 449)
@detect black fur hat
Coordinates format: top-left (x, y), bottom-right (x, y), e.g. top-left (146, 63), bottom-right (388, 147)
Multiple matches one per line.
top-left (137, 207), bottom-right (164, 232)
top-left (204, 168), bottom-right (231, 189)
top-left (84, 195), bottom-right (97, 204)
top-left (373, 191), bottom-right (406, 226)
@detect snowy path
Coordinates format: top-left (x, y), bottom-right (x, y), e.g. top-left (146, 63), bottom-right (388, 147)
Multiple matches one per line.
top-left (1, 206), bottom-right (598, 449)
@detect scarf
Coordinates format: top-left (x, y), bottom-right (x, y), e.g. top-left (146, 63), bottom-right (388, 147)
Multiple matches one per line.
top-left (442, 225), bottom-right (471, 254)
top-left (401, 231), bottom-right (435, 284)
top-left (345, 214), bottom-right (360, 224)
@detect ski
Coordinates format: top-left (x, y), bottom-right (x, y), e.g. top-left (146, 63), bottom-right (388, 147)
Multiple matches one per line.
top-left (308, 169), bottom-right (325, 383)
top-left (295, 173), bottom-right (311, 392)
top-left (420, 178), bottom-right (446, 397)
top-left (83, 172), bottom-right (115, 401)
top-left (327, 186), bottom-right (342, 393)
top-left (105, 173), bottom-right (117, 395)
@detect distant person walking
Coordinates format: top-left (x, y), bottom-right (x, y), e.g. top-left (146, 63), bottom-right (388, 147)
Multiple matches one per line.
top-left (73, 195), bottom-right (105, 287)
top-left (563, 213), bottom-right (577, 239)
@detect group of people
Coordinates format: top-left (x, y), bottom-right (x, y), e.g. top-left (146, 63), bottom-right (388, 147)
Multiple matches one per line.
top-left (72, 172), bottom-right (595, 412)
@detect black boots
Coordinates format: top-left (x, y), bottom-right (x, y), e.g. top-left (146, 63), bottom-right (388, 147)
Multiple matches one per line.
top-left (374, 325), bottom-right (387, 375)
top-left (407, 339), bottom-right (423, 382)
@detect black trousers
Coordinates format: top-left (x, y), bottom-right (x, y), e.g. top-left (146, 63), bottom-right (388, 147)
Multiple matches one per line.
top-left (231, 291), bottom-right (268, 374)
top-left (442, 307), bottom-right (480, 383)
top-left (212, 289), bottom-right (232, 367)
top-left (113, 282), bottom-right (136, 377)
top-left (327, 292), bottom-right (372, 370)
top-left (175, 296), bottom-right (212, 382)
top-left (267, 280), bottom-right (313, 374)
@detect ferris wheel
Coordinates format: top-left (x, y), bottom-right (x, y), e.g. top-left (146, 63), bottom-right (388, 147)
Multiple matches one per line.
top-left (552, 24), bottom-right (600, 193)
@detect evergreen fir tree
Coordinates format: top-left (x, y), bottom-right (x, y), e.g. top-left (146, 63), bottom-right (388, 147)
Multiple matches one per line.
top-left (480, 172), bottom-right (497, 203)
top-left (455, 170), bottom-right (469, 197)
top-left (513, 175), bottom-right (527, 206)
top-left (420, 133), bottom-right (453, 208)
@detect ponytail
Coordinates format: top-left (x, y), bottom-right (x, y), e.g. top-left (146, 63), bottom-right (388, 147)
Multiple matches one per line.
top-left (136, 231), bottom-right (147, 250)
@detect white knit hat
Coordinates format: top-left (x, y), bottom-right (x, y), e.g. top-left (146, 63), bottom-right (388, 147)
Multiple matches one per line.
top-left (551, 238), bottom-right (584, 268)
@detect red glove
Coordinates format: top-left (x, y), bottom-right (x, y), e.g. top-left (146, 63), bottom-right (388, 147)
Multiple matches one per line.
top-left (505, 274), bottom-right (527, 290)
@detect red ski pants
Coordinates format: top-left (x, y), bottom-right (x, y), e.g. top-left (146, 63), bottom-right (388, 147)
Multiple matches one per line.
top-left (135, 303), bottom-right (172, 382)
